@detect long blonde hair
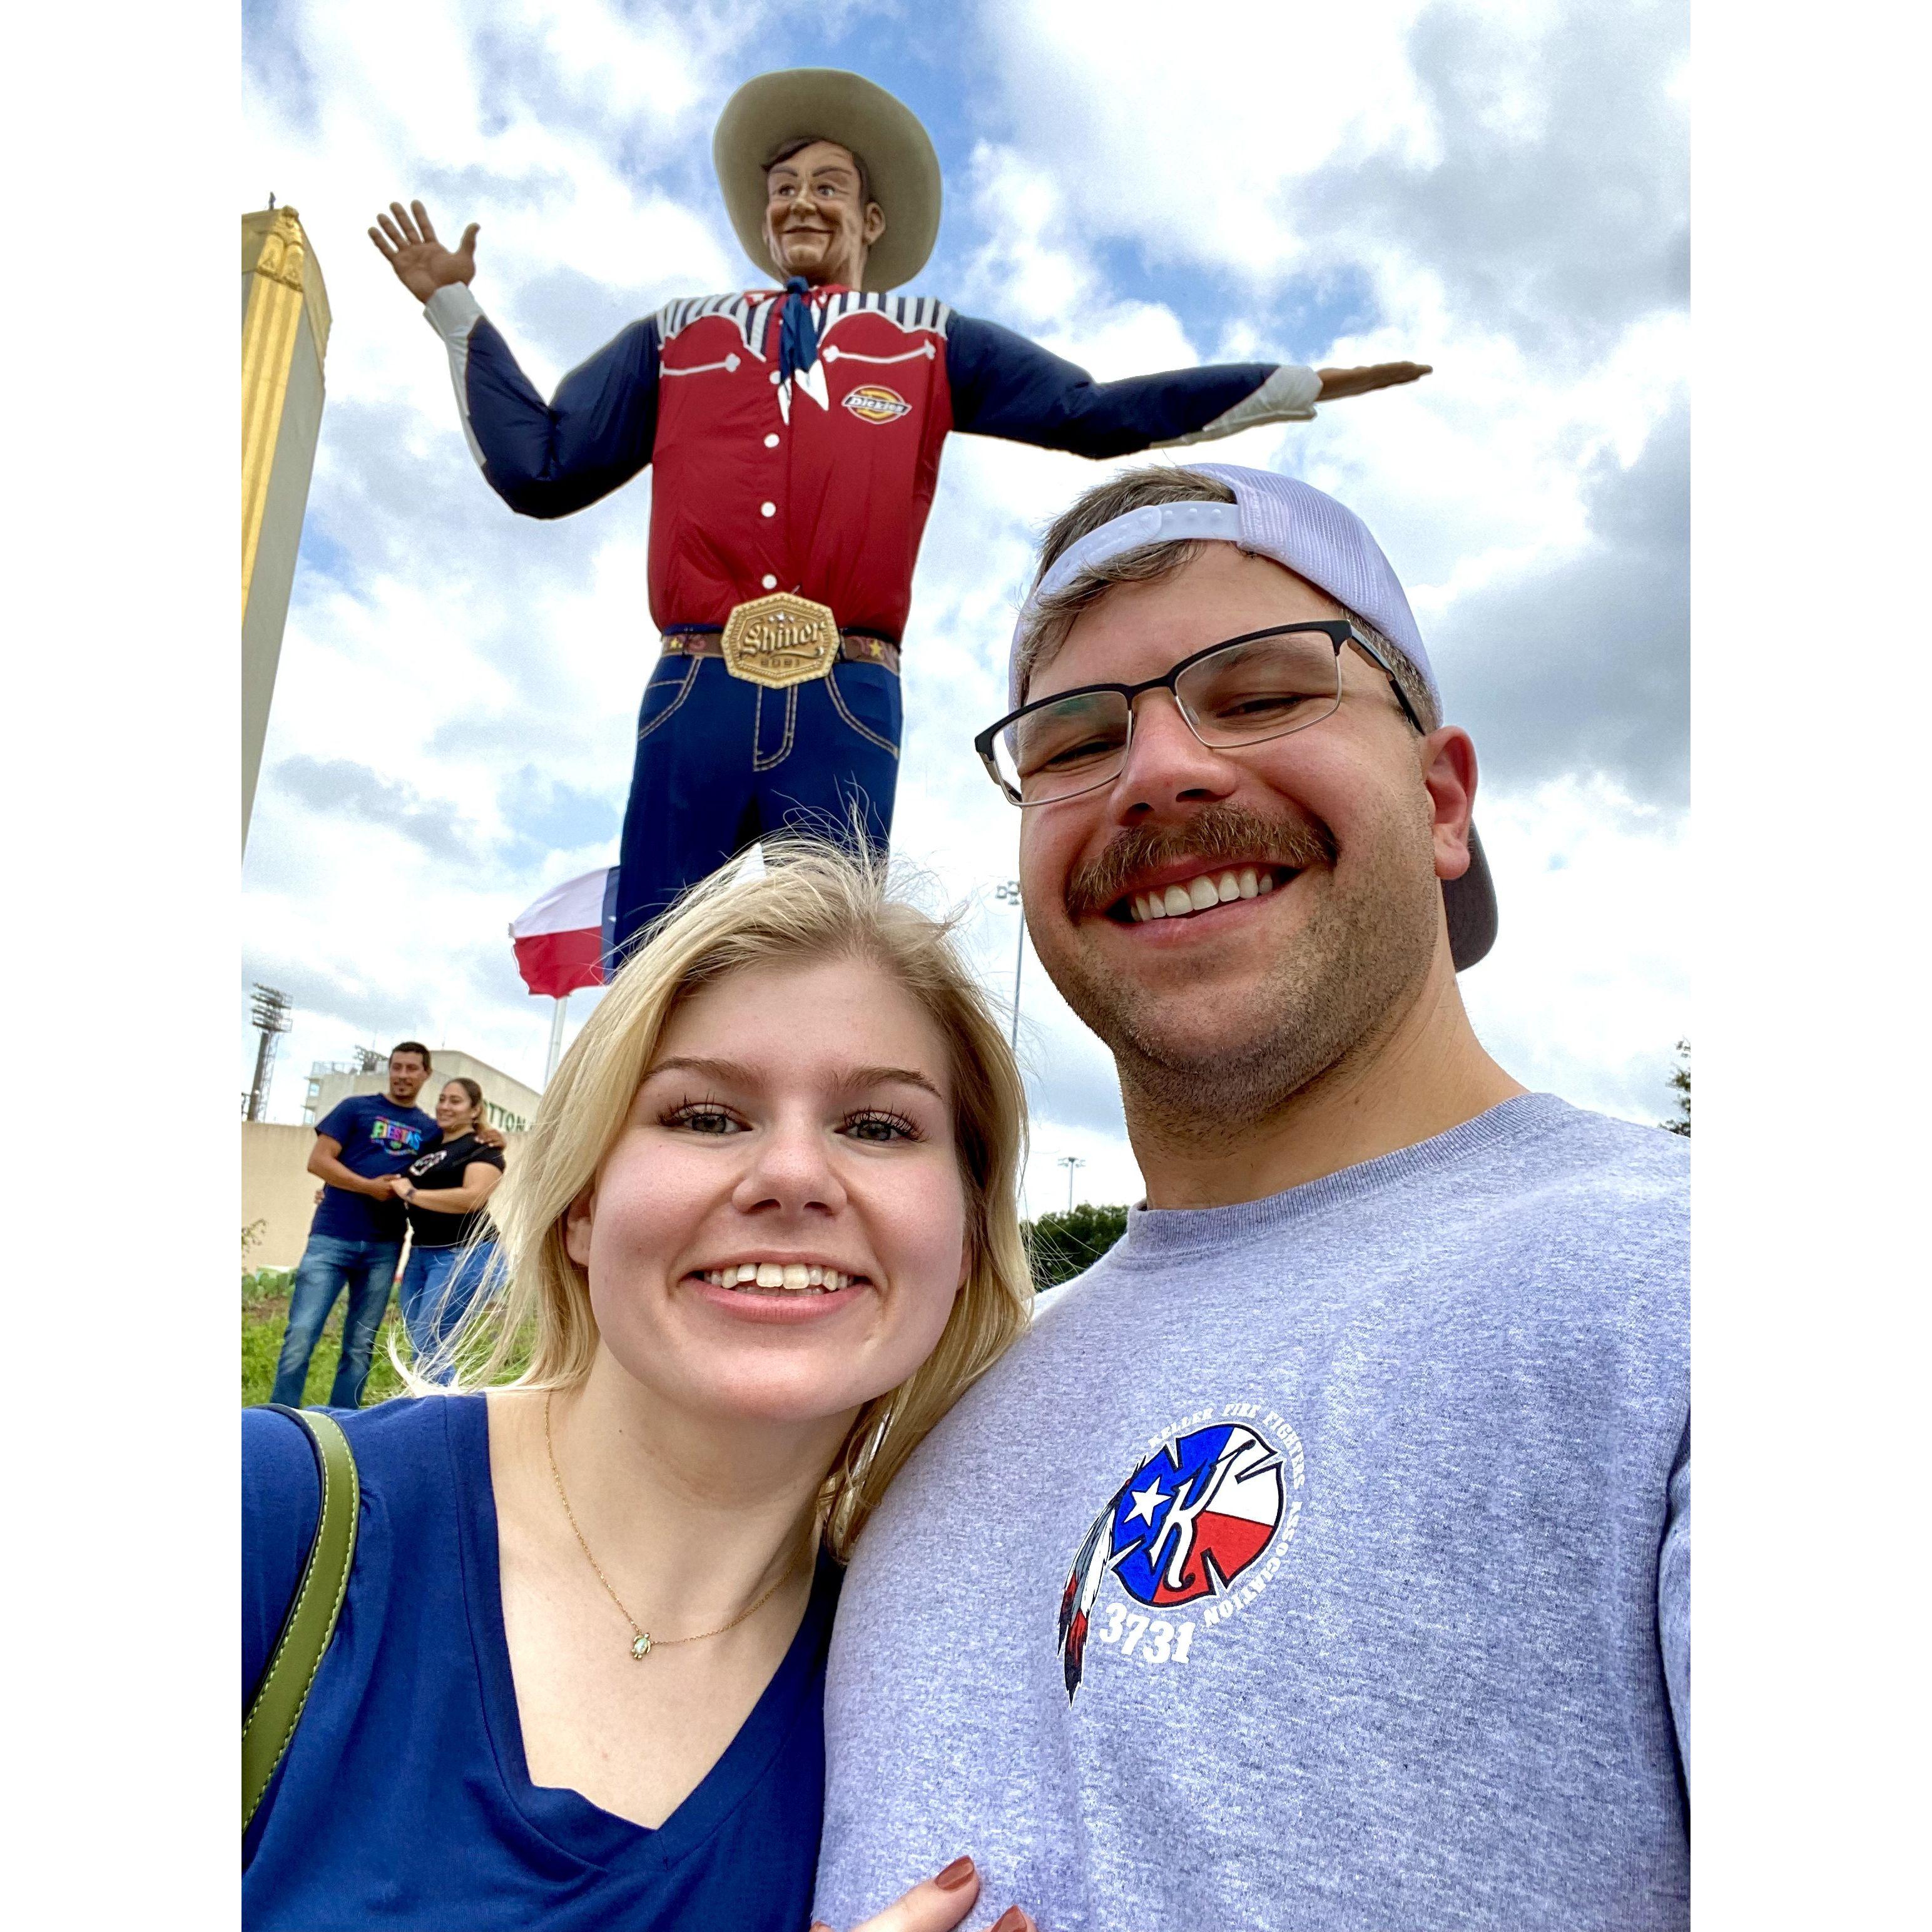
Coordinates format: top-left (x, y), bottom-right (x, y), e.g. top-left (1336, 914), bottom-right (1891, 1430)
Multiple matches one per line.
top-left (432, 842), bottom-right (1033, 1557)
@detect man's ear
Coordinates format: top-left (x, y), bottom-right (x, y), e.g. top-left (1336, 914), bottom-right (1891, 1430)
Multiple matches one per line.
top-left (863, 200), bottom-right (885, 246)
top-left (563, 1184), bottom-right (597, 1268)
top-left (1419, 726), bottom-right (1478, 883)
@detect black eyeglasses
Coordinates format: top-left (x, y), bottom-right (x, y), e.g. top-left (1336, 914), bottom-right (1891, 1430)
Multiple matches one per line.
top-left (974, 622), bottom-right (1426, 808)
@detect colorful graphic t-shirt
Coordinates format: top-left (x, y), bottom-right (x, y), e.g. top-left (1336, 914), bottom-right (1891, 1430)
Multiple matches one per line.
top-left (815, 1095), bottom-right (1690, 1932)
top-left (308, 1093), bottom-right (437, 1243)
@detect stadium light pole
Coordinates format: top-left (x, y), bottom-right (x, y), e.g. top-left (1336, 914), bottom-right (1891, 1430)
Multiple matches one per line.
top-left (247, 984), bottom-right (294, 1122)
top-left (994, 879), bottom-right (1024, 1052)
top-left (1058, 1154), bottom-right (1085, 1213)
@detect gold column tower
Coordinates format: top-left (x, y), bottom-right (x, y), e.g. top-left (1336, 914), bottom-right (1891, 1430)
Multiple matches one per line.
top-left (242, 206), bottom-right (331, 850)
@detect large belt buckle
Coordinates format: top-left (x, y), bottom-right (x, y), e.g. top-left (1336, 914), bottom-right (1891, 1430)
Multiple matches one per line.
top-left (719, 591), bottom-right (840, 689)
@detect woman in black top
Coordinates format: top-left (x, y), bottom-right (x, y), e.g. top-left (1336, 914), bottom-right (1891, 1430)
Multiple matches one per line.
top-left (392, 1077), bottom-right (505, 1378)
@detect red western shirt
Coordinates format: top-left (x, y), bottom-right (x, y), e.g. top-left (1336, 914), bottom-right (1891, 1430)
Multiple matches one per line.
top-left (427, 281), bottom-right (1298, 643)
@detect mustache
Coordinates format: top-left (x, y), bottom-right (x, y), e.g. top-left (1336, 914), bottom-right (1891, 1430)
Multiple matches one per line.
top-left (1064, 805), bottom-right (1336, 920)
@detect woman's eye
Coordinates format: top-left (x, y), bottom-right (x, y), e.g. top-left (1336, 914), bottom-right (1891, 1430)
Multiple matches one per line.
top-left (666, 1104), bottom-right (742, 1136)
top-left (842, 1111), bottom-right (918, 1144)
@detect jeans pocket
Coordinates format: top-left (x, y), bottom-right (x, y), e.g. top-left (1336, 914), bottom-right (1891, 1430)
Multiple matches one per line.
top-left (637, 658), bottom-right (701, 743)
top-left (826, 664), bottom-right (902, 758)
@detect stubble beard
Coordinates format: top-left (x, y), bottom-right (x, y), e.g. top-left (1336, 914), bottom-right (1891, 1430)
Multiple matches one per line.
top-left (1046, 800), bottom-right (1443, 1151)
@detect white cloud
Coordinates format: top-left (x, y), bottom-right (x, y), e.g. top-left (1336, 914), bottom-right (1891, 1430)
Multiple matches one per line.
top-left (980, 0), bottom-right (1442, 277)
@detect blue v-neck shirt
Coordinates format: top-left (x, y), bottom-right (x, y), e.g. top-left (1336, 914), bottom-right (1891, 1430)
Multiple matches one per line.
top-left (243, 1394), bottom-right (840, 1930)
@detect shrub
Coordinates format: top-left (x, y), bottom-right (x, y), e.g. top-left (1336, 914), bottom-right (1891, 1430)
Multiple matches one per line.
top-left (1024, 1203), bottom-right (1128, 1291)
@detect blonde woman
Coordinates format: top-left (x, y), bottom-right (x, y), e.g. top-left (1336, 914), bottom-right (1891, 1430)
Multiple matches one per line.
top-left (243, 848), bottom-right (1039, 1932)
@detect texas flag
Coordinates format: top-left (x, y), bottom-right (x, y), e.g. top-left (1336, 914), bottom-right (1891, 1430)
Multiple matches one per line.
top-left (509, 867), bottom-right (617, 997)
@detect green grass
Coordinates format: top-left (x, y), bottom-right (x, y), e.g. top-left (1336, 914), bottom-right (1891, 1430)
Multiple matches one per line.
top-left (242, 1266), bottom-right (414, 1407)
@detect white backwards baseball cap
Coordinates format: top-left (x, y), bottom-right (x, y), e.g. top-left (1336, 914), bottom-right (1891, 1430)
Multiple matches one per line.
top-left (1010, 463), bottom-right (1497, 970)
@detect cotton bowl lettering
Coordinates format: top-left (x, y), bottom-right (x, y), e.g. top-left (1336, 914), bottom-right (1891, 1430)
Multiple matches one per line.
top-left (1107, 1423), bottom-right (1285, 1607)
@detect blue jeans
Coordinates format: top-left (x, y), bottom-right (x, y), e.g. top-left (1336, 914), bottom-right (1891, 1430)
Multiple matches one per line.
top-left (614, 653), bottom-right (901, 956)
top-left (270, 1235), bottom-right (404, 1408)
top-left (398, 1241), bottom-right (497, 1383)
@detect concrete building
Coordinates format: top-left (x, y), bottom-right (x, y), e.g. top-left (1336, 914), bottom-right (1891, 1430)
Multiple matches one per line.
top-left (242, 205), bottom-right (330, 851)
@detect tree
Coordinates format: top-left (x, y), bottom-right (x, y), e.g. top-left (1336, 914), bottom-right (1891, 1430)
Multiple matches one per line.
top-left (1663, 1038), bottom-right (1690, 1137)
top-left (1024, 1203), bottom-right (1129, 1291)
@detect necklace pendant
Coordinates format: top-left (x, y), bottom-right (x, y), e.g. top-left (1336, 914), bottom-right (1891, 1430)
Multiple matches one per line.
top-left (631, 1632), bottom-right (653, 1661)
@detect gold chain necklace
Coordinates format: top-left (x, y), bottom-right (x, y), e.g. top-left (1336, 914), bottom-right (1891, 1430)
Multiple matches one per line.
top-left (544, 1391), bottom-right (800, 1662)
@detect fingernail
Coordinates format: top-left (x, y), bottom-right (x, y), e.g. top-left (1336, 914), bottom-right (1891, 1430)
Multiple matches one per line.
top-left (990, 1911), bottom-right (1032, 1932)
top-left (935, 1855), bottom-right (976, 1891)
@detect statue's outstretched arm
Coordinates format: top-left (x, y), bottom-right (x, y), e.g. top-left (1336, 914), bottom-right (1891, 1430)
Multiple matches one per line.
top-left (375, 198), bottom-right (663, 520)
top-left (945, 313), bottom-right (1427, 460)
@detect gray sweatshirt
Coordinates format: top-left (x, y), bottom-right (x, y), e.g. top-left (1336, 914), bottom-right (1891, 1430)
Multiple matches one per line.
top-left (815, 1094), bottom-right (1689, 1931)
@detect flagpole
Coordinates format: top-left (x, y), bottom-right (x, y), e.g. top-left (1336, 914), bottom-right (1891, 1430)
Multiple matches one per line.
top-left (544, 993), bottom-right (570, 1087)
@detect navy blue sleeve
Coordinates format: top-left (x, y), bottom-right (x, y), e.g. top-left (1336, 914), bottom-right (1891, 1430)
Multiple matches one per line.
top-left (243, 1406), bottom-right (322, 1711)
top-left (313, 1099), bottom-right (357, 1144)
top-left (465, 316), bottom-right (662, 519)
top-left (946, 312), bottom-right (1276, 459)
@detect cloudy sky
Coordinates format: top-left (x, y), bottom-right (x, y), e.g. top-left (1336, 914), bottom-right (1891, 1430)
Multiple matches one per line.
top-left (240, 0), bottom-right (1689, 1211)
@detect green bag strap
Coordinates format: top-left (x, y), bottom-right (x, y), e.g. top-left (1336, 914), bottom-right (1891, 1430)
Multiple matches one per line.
top-left (243, 1405), bottom-right (360, 1833)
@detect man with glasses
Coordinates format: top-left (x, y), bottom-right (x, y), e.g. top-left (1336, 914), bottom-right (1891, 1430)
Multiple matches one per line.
top-left (813, 464), bottom-right (1689, 1931)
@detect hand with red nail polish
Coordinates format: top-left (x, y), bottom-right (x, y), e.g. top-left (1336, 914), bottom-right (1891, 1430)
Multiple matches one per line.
top-left (826, 1853), bottom-right (993, 1931)
top-left (815, 1853), bottom-right (1040, 1931)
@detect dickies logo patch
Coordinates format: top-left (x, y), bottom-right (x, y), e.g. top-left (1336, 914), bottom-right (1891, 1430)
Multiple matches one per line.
top-left (841, 384), bottom-right (911, 425)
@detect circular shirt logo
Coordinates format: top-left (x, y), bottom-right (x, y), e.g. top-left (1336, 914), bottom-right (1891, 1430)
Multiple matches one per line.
top-left (841, 384), bottom-right (911, 425)
top-left (1106, 1423), bottom-right (1286, 1607)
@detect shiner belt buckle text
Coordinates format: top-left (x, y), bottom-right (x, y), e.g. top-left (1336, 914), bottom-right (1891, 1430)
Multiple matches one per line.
top-left (719, 592), bottom-right (841, 689)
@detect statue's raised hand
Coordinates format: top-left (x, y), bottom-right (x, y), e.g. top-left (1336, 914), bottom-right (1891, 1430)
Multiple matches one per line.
top-left (369, 200), bottom-right (479, 304)
top-left (1316, 362), bottom-right (1433, 402)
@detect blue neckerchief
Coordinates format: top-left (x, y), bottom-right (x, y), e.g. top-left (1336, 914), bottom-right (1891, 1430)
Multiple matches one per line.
top-left (778, 277), bottom-right (821, 385)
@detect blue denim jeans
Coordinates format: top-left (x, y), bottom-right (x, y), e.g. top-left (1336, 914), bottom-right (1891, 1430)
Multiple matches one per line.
top-left (398, 1241), bottom-right (497, 1383)
top-left (614, 653), bottom-right (901, 956)
top-left (270, 1234), bottom-right (404, 1408)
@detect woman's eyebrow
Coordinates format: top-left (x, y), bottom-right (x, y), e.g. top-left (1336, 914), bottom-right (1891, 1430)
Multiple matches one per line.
top-left (643, 1057), bottom-right (944, 1102)
top-left (644, 1055), bottom-right (753, 1085)
top-left (840, 1066), bottom-right (946, 1102)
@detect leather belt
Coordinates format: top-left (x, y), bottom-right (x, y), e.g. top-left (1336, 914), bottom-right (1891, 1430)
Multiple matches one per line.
top-left (661, 593), bottom-right (900, 688)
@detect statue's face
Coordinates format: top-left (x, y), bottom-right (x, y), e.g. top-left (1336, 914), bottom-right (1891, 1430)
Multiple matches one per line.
top-left (763, 140), bottom-right (885, 287)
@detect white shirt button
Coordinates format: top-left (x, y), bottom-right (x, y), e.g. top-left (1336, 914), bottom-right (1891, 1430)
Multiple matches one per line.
top-left (770, 370), bottom-right (781, 385)
top-left (760, 501), bottom-right (776, 517)
top-left (764, 433), bottom-right (780, 448)
top-left (761, 574), bottom-right (778, 590)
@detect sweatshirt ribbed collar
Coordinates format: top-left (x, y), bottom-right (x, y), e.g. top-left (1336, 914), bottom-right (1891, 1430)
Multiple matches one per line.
top-left (1105, 1092), bottom-right (1576, 1269)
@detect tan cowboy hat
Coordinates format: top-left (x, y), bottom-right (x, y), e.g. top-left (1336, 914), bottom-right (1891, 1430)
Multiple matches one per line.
top-left (713, 68), bottom-right (941, 292)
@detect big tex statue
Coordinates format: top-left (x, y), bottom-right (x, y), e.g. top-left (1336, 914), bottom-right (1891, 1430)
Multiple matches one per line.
top-left (373, 69), bottom-right (1430, 957)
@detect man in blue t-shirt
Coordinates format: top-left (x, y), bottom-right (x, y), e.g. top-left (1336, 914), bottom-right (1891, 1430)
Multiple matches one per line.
top-left (268, 1042), bottom-right (438, 1409)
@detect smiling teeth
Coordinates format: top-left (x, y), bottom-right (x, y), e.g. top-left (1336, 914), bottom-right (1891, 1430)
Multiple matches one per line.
top-left (703, 1263), bottom-right (852, 1293)
top-left (1130, 867), bottom-right (1276, 923)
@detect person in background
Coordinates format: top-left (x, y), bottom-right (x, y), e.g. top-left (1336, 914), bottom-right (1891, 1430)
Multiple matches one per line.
top-left (393, 1077), bottom-right (506, 1381)
top-left (270, 1044), bottom-right (437, 1410)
